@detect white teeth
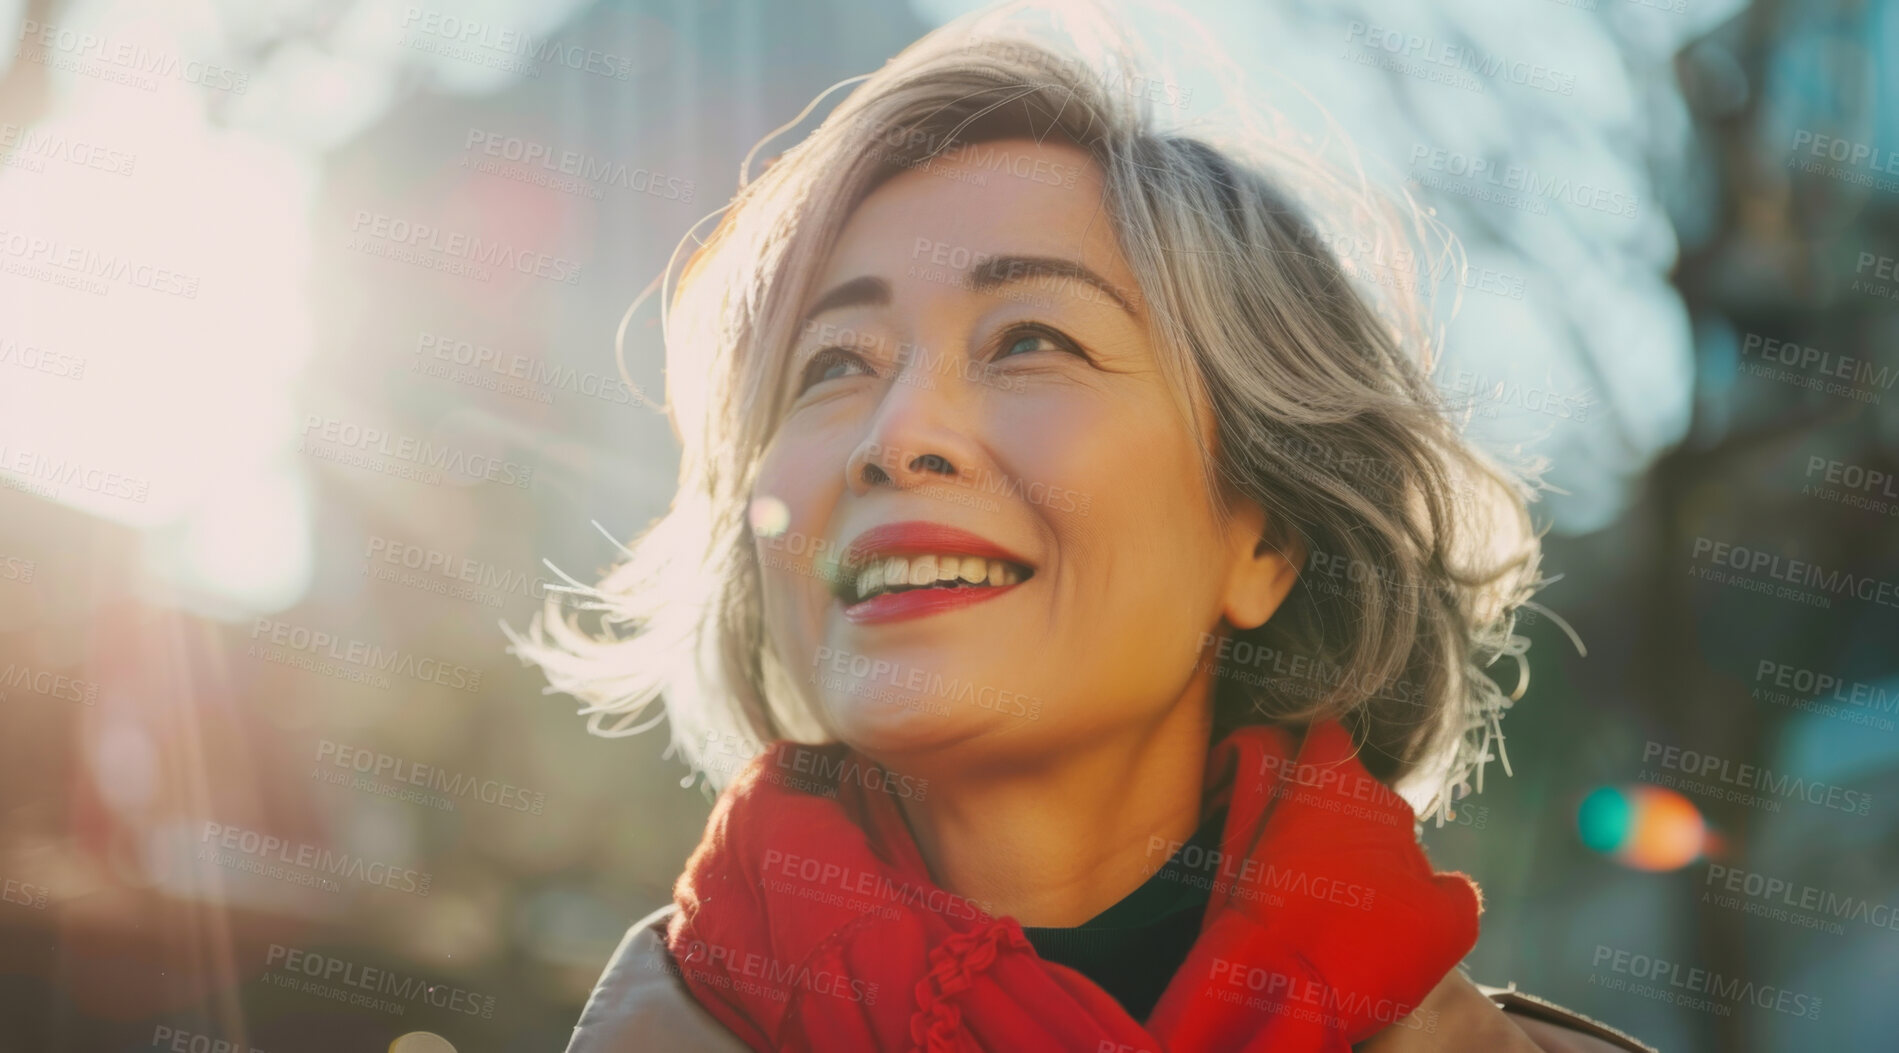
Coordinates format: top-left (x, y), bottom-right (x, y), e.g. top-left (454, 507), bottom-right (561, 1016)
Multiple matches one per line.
top-left (849, 552), bottom-right (1031, 602)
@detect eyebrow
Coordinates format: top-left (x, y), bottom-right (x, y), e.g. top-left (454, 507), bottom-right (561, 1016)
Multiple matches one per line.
top-left (798, 254), bottom-right (1138, 329)
top-left (800, 276), bottom-right (889, 327)
top-left (966, 255), bottom-right (1137, 316)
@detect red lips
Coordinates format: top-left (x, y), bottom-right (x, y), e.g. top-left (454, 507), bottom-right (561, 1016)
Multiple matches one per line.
top-left (841, 580), bottom-right (1024, 624)
top-left (839, 521), bottom-right (1032, 574)
top-left (836, 521), bottom-right (1034, 626)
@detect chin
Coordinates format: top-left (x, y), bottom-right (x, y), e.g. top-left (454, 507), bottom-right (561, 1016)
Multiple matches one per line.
top-left (818, 690), bottom-right (966, 752)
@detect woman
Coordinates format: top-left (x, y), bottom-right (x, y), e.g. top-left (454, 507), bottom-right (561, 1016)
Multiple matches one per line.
top-left (512, 7), bottom-right (1656, 1051)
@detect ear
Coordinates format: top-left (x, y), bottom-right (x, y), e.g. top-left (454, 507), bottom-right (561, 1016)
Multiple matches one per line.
top-left (1220, 494), bottom-right (1305, 632)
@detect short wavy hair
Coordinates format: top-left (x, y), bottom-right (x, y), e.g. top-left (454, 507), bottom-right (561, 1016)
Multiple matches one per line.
top-left (505, 2), bottom-right (1552, 821)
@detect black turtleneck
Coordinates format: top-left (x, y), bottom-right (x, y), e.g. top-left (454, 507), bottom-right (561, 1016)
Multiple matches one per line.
top-left (1020, 809), bottom-right (1227, 1022)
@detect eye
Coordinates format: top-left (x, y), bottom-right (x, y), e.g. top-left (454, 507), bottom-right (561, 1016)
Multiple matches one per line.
top-left (796, 346), bottom-right (876, 394)
top-left (991, 325), bottom-right (1085, 362)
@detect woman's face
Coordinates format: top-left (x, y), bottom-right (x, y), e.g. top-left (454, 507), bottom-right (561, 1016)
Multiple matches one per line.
top-left (750, 136), bottom-right (1290, 770)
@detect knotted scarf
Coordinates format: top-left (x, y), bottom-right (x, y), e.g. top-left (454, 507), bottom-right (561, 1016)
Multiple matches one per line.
top-left (665, 720), bottom-right (1480, 1051)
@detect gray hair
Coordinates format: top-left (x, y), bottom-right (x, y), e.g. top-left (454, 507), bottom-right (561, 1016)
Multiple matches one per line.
top-left (504, 3), bottom-right (1553, 821)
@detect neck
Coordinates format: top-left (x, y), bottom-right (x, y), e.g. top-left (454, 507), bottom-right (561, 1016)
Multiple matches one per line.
top-left (889, 692), bottom-right (1213, 928)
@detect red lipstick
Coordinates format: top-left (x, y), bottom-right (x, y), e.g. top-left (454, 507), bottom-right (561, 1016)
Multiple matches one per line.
top-left (837, 521), bottom-right (1034, 626)
top-left (840, 521), bottom-right (1032, 572)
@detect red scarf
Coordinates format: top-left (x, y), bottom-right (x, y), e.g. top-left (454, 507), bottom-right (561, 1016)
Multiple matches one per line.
top-left (666, 720), bottom-right (1480, 1051)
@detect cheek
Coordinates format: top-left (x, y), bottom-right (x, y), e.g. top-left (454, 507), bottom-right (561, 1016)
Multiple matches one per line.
top-left (751, 430), bottom-right (834, 547)
top-left (990, 390), bottom-right (1113, 500)
top-left (753, 535), bottom-right (826, 698)
top-left (1011, 391), bottom-right (1216, 553)
top-left (1041, 409), bottom-right (1224, 641)
top-left (750, 434), bottom-right (845, 637)
top-left (752, 413), bottom-right (856, 505)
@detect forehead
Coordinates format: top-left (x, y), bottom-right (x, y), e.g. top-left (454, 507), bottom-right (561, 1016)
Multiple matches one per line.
top-left (815, 137), bottom-right (1135, 298)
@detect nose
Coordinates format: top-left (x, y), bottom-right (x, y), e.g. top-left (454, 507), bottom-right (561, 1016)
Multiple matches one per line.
top-left (844, 365), bottom-right (984, 496)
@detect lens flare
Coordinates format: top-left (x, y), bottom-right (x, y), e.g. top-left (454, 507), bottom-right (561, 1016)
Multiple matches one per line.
top-left (1577, 784), bottom-right (1707, 871)
top-left (389, 1033), bottom-right (456, 1053)
top-left (748, 495), bottom-right (790, 538)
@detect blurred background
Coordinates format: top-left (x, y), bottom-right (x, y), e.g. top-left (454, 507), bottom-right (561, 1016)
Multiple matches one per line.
top-left (0, 0), bottom-right (1894, 1050)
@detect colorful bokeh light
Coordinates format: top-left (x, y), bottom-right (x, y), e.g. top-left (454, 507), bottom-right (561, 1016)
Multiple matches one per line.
top-left (1576, 784), bottom-right (1709, 871)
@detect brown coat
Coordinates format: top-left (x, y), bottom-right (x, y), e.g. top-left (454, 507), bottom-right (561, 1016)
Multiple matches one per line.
top-left (564, 907), bottom-right (1658, 1053)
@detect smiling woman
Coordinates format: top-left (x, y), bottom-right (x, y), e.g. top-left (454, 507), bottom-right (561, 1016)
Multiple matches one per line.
top-left (506, 6), bottom-right (1653, 1053)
